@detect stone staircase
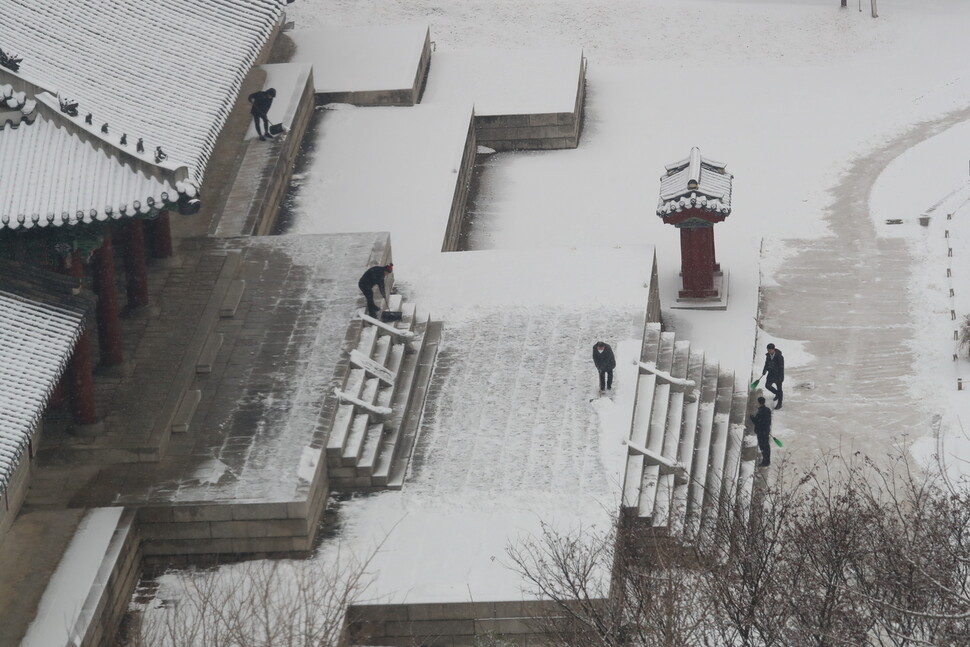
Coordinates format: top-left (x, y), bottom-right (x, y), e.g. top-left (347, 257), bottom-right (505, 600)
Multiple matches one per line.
top-left (325, 294), bottom-right (441, 490)
top-left (621, 323), bottom-right (755, 540)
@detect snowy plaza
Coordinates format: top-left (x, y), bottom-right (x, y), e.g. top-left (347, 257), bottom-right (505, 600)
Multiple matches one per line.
top-left (4, 0), bottom-right (970, 645)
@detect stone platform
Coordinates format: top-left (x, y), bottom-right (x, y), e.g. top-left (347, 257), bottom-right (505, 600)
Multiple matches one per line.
top-left (424, 48), bottom-right (586, 150)
top-left (287, 25), bottom-right (431, 106)
top-left (283, 104), bottom-right (477, 262)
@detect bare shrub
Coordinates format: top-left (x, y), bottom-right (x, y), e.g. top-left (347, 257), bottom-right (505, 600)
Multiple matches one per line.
top-left (507, 454), bottom-right (970, 647)
top-left (128, 548), bottom-right (375, 647)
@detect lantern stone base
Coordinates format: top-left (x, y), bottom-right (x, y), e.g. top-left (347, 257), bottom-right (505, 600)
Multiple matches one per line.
top-left (672, 270), bottom-right (729, 311)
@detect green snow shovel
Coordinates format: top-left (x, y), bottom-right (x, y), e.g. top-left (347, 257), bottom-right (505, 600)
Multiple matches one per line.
top-left (750, 374), bottom-right (765, 390)
top-left (772, 435), bottom-right (783, 447)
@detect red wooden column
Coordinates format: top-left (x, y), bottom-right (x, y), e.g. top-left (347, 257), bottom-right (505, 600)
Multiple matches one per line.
top-left (148, 209), bottom-right (174, 259)
top-left (92, 232), bottom-right (124, 366)
top-left (679, 227), bottom-right (718, 298)
top-left (123, 219), bottom-right (150, 308)
top-left (63, 250), bottom-right (98, 425)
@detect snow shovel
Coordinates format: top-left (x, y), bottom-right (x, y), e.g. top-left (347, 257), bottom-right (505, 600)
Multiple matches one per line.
top-left (750, 374), bottom-right (764, 390)
top-left (772, 435), bottom-right (783, 448)
top-left (379, 296), bottom-right (403, 322)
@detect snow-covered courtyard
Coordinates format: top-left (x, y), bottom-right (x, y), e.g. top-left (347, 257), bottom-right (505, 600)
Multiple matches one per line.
top-left (147, 0), bottom-right (970, 616)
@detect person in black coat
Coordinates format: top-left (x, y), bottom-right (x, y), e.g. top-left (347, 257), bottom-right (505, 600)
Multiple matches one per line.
top-left (592, 341), bottom-right (616, 393)
top-left (761, 343), bottom-right (785, 409)
top-left (358, 264), bottom-right (393, 318)
top-left (751, 396), bottom-right (773, 467)
top-left (248, 88), bottom-right (276, 141)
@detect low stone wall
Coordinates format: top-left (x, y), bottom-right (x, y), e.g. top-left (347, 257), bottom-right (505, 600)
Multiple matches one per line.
top-left (315, 30), bottom-right (432, 107)
top-left (136, 473), bottom-right (330, 558)
top-left (347, 599), bottom-right (596, 647)
top-left (475, 57), bottom-right (586, 152)
top-left (441, 113), bottom-right (478, 252)
top-left (74, 510), bottom-right (141, 647)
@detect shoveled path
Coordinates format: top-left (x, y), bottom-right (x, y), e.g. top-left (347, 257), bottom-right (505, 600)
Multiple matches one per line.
top-left (759, 105), bottom-right (970, 473)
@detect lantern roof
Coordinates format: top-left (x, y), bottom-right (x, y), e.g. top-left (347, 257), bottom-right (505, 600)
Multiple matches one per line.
top-left (657, 147), bottom-right (733, 217)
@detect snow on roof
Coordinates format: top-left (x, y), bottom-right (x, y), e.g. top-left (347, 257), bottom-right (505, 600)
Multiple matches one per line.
top-left (289, 25), bottom-right (429, 93)
top-left (0, 260), bottom-right (93, 496)
top-left (422, 47), bottom-right (584, 116)
top-left (0, 111), bottom-right (186, 230)
top-left (0, 0), bottom-right (284, 182)
top-left (657, 147), bottom-right (733, 217)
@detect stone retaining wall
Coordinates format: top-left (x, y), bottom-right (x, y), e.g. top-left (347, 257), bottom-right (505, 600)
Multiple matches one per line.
top-left (348, 599), bottom-right (597, 646)
top-left (74, 510), bottom-right (141, 647)
top-left (315, 30), bottom-right (432, 107)
top-left (441, 113), bottom-right (478, 252)
top-left (475, 56), bottom-right (586, 152)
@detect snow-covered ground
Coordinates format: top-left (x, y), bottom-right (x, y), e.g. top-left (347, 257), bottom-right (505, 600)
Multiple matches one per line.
top-left (145, 0), bottom-right (970, 619)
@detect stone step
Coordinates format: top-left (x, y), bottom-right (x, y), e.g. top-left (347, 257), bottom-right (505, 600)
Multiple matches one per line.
top-left (359, 377), bottom-right (381, 411)
top-left (371, 426), bottom-right (398, 487)
top-left (343, 368), bottom-right (366, 398)
top-left (684, 359), bottom-right (721, 537)
top-left (386, 318), bottom-right (442, 489)
top-left (621, 373), bottom-right (657, 514)
top-left (399, 301), bottom-right (417, 327)
top-left (717, 391), bottom-right (750, 514)
top-left (650, 340), bottom-right (691, 527)
top-left (641, 322), bottom-right (662, 366)
top-left (371, 333), bottom-right (392, 368)
top-left (386, 343), bottom-right (405, 381)
top-left (699, 371), bottom-right (737, 538)
top-left (636, 332), bottom-right (677, 520)
top-left (667, 347), bottom-right (707, 536)
top-left (374, 318), bottom-right (431, 488)
top-left (356, 325), bottom-right (378, 358)
top-left (342, 415), bottom-right (370, 466)
top-left (329, 315), bottom-right (440, 490)
top-left (326, 404), bottom-right (356, 461)
top-left (356, 423), bottom-right (385, 477)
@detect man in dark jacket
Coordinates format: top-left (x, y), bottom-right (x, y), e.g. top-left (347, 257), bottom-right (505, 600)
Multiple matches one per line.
top-left (761, 343), bottom-right (784, 410)
top-left (248, 87), bottom-right (276, 141)
top-left (358, 264), bottom-right (393, 318)
top-left (592, 341), bottom-right (616, 393)
top-left (751, 396), bottom-right (772, 467)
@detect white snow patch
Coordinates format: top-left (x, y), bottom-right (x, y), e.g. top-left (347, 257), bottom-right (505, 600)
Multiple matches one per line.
top-left (190, 458), bottom-right (230, 485)
top-left (297, 446), bottom-right (320, 483)
top-left (290, 25), bottom-right (429, 93)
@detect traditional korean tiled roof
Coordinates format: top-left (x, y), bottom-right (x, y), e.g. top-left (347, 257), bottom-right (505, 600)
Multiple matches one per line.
top-left (0, 259), bottom-right (94, 496)
top-left (0, 105), bottom-right (197, 230)
top-left (657, 147), bottom-right (733, 217)
top-left (0, 0), bottom-right (284, 182)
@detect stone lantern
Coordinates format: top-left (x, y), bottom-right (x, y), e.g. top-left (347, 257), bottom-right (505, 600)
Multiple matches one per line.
top-left (657, 147), bottom-right (733, 305)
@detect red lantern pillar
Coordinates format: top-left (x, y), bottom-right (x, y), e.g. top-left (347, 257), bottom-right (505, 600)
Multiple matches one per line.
top-left (678, 227), bottom-right (718, 298)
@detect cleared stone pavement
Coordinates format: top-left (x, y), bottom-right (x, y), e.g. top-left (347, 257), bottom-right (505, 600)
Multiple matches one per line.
top-left (759, 105), bottom-right (970, 473)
